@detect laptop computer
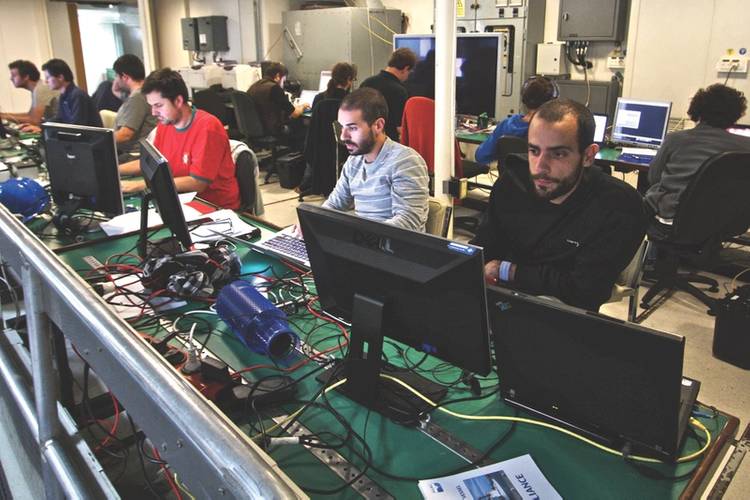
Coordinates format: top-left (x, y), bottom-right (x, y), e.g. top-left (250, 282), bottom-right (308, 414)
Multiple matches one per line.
top-left (248, 225), bottom-right (310, 269)
top-left (298, 89), bottom-right (318, 107)
top-left (593, 113), bottom-right (608, 145)
top-left (488, 286), bottom-right (700, 460)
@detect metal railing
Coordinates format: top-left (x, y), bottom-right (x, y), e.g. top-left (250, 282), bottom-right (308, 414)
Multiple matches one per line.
top-left (0, 205), bottom-right (305, 499)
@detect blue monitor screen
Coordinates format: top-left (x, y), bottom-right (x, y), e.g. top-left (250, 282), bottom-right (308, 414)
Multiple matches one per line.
top-left (611, 98), bottom-right (672, 147)
top-left (394, 35), bottom-right (499, 117)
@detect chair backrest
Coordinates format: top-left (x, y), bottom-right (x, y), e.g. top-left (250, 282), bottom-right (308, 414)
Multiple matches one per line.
top-left (229, 91), bottom-right (266, 139)
top-left (99, 109), bottom-right (117, 130)
top-left (426, 200), bottom-right (452, 237)
top-left (234, 149), bottom-right (257, 211)
top-left (193, 89), bottom-right (230, 126)
top-left (616, 238), bottom-right (648, 289)
top-left (400, 96), bottom-right (462, 175)
top-left (493, 135), bottom-right (528, 171)
top-left (672, 151), bottom-right (750, 245)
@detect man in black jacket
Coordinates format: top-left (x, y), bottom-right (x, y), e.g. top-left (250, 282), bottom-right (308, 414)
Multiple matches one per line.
top-left (473, 98), bottom-right (647, 311)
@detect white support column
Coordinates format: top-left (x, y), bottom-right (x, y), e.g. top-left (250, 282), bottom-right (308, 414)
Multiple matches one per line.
top-left (434, 0), bottom-right (457, 234)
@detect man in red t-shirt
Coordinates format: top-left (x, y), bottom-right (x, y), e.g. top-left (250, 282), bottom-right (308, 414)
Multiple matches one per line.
top-left (119, 68), bottom-right (240, 209)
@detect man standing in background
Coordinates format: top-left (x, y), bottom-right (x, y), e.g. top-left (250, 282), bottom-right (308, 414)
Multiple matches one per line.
top-left (360, 48), bottom-right (417, 142)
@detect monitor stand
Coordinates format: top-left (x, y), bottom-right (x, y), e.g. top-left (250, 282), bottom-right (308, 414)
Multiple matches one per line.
top-left (52, 198), bottom-right (104, 234)
top-left (136, 191), bottom-right (189, 259)
top-left (317, 293), bottom-right (448, 425)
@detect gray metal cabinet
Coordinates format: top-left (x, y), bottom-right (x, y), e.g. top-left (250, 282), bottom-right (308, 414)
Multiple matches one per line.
top-left (558, 0), bottom-right (628, 41)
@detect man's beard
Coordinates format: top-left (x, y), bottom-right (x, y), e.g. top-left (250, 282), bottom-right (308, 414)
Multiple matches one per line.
top-left (531, 162), bottom-right (584, 201)
top-left (344, 129), bottom-right (376, 156)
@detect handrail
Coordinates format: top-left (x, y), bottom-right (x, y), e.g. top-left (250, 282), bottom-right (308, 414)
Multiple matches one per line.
top-left (0, 205), bottom-right (306, 499)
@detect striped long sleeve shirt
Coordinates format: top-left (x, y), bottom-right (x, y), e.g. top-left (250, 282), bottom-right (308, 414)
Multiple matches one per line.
top-left (322, 138), bottom-right (430, 232)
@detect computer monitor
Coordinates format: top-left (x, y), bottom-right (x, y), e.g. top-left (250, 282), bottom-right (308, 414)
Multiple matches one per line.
top-left (42, 122), bottom-right (124, 228)
top-left (593, 113), bottom-right (608, 144)
top-left (138, 139), bottom-right (192, 253)
top-left (318, 70), bottom-right (332, 92)
top-left (394, 33), bottom-right (502, 118)
top-left (488, 287), bottom-right (699, 459)
top-left (611, 98), bottom-right (672, 148)
top-left (297, 204), bottom-right (492, 422)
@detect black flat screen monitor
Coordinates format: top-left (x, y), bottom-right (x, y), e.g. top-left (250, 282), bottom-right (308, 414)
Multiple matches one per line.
top-left (42, 122), bottom-right (124, 217)
top-left (139, 139), bottom-right (192, 252)
top-left (611, 98), bottom-right (672, 148)
top-left (297, 204), bottom-right (492, 421)
top-left (394, 33), bottom-right (502, 118)
top-left (488, 287), bottom-right (699, 459)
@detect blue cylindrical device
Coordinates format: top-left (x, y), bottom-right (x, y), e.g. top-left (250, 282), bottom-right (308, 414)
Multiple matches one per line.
top-left (216, 280), bottom-right (299, 359)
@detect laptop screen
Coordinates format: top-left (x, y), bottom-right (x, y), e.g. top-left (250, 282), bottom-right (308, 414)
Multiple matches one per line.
top-left (299, 90), bottom-right (318, 107)
top-left (611, 98), bottom-right (672, 148)
top-left (488, 287), bottom-right (689, 458)
top-left (593, 114), bottom-right (608, 144)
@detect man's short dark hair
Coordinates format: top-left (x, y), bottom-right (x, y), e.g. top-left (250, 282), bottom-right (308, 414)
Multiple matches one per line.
top-left (388, 48), bottom-right (417, 71)
top-left (8, 60), bottom-right (40, 81)
top-left (532, 98), bottom-right (595, 153)
top-left (522, 76), bottom-right (558, 110)
top-left (142, 68), bottom-right (189, 103)
top-left (340, 87), bottom-right (388, 125)
top-left (41, 59), bottom-right (74, 83)
top-left (113, 54), bottom-right (145, 81)
top-left (262, 62), bottom-right (288, 80)
top-left (688, 84), bottom-right (747, 128)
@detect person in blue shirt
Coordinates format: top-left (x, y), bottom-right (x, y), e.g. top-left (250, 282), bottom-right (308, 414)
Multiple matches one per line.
top-left (22, 59), bottom-right (102, 132)
top-left (475, 76), bottom-right (557, 165)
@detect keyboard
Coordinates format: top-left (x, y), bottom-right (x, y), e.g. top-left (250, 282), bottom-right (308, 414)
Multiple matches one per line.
top-left (263, 233), bottom-right (309, 263)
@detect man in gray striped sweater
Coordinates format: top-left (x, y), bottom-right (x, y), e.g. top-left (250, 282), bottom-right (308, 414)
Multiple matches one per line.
top-left (322, 87), bottom-right (430, 232)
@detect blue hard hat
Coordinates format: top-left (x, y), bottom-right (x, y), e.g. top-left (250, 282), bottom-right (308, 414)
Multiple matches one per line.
top-left (0, 177), bottom-right (50, 222)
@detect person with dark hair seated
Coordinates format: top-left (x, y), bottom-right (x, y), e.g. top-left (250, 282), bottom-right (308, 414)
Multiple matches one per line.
top-left (475, 75), bottom-right (557, 165)
top-left (645, 84), bottom-right (750, 226)
top-left (322, 88), bottom-right (429, 232)
top-left (472, 98), bottom-right (647, 311)
top-left (2, 59), bottom-right (58, 125)
top-left (118, 68), bottom-right (240, 209)
top-left (297, 62), bottom-right (357, 195)
top-left (247, 61), bottom-right (308, 150)
top-left (21, 58), bottom-right (102, 132)
top-left (92, 79), bottom-right (123, 113)
top-left (111, 54), bottom-right (157, 162)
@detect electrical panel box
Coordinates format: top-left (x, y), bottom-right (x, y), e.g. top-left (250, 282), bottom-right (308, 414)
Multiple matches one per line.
top-left (282, 8), bottom-right (401, 91)
top-left (554, 78), bottom-right (621, 118)
top-left (181, 17), bottom-right (199, 51)
top-left (197, 16), bottom-right (229, 52)
top-left (558, 0), bottom-right (629, 41)
top-left (537, 42), bottom-right (566, 75)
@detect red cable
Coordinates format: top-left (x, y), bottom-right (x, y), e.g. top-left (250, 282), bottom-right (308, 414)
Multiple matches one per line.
top-left (94, 391), bottom-right (120, 453)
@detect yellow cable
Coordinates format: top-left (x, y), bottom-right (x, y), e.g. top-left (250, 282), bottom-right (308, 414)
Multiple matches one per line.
top-left (380, 374), bottom-right (711, 464)
top-left (356, 22), bottom-right (393, 46)
top-left (173, 473), bottom-right (196, 500)
top-left (344, 0), bottom-right (398, 35)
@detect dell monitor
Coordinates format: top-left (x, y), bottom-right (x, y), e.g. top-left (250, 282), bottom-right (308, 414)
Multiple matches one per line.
top-left (297, 204), bottom-right (492, 422)
top-left (394, 33), bottom-right (502, 118)
top-left (138, 139), bottom-right (192, 255)
top-left (611, 98), bottom-right (672, 148)
top-left (42, 122), bottom-right (124, 230)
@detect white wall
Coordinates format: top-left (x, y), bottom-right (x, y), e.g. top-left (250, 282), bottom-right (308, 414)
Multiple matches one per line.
top-left (0, 0), bottom-right (53, 112)
top-left (624, 0), bottom-right (750, 122)
top-left (260, 0), bottom-right (290, 62)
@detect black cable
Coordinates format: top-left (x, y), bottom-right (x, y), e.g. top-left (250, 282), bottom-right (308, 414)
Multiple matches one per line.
top-left (127, 414), bottom-right (163, 499)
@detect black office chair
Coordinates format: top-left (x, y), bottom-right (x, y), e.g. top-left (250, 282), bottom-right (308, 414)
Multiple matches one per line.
top-left (193, 88), bottom-right (230, 126)
top-left (299, 98), bottom-right (346, 201)
top-left (493, 135), bottom-right (528, 173)
top-left (640, 151), bottom-right (750, 314)
top-left (229, 91), bottom-right (284, 183)
top-left (234, 149), bottom-right (257, 212)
